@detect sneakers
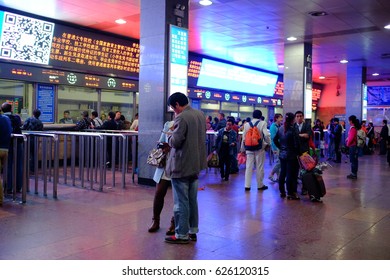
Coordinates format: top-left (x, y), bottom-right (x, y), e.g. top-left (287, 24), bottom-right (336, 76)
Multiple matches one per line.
top-left (258, 185), bottom-right (268, 190)
top-left (189, 234), bottom-right (197, 241)
top-left (268, 176), bottom-right (278, 182)
top-left (287, 193), bottom-right (300, 200)
top-left (310, 195), bottom-right (322, 203)
top-left (346, 174), bottom-right (357, 179)
top-left (165, 236), bottom-right (190, 244)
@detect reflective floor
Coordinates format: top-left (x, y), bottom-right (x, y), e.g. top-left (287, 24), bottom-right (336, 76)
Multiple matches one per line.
top-left (1, 152), bottom-right (389, 260)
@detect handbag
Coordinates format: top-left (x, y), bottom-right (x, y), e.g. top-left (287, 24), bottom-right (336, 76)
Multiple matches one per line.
top-left (298, 152), bottom-right (317, 171)
top-left (147, 147), bottom-right (166, 168)
top-left (207, 152), bottom-right (219, 168)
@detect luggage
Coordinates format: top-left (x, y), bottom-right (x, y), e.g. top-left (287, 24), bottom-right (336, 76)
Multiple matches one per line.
top-left (301, 171), bottom-right (326, 200)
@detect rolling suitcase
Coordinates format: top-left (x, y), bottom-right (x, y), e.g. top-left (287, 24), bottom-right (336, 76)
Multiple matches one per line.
top-left (301, 171), bottom-right (326, 201)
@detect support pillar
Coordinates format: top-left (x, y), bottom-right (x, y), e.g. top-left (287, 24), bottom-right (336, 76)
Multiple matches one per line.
top-left (137, 0), bottom-right (189, 185)
top-left (283, 43), bottom-right (312, 119)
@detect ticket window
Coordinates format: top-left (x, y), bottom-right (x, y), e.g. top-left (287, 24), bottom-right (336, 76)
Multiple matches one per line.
top-left (0, 79), bottom-right (33, 121)
top-left (101, 90), bottom-right (136, 123)
top-left (200, 100), bottom-right (219, 121)
top-left (221, 102), bottom-right (239, 120)
top-left (239, 104), bottom-right (254, 121)
top-left (57, 85), bottom-right (98, 123)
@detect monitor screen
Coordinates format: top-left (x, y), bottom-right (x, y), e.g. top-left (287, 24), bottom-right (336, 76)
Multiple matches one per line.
top-left (196, 58), bottom-right (278, 97)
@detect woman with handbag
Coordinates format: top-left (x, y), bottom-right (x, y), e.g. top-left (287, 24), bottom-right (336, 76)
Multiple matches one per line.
top-left (148, 120), bottom-right (175, 234)
top-left (273, 112), bottom-right (301, 200)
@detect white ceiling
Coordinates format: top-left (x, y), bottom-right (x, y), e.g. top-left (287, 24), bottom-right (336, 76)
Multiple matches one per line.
top-left (1, 0), bottom-right (390, 84)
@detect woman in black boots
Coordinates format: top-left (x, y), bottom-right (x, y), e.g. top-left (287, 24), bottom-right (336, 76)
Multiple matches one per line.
top-left (148, 121), bottom-right (175, 235)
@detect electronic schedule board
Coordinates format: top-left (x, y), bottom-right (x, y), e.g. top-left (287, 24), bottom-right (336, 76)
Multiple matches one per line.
top-left (0, 10), bottom-right (140, 79)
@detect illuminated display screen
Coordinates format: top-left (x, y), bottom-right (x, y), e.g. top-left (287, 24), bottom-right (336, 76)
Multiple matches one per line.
top-left (0, 10), bottom-right (140, 79)
top-left (50, 24), bottom-right (140, 79)
top-left (168, 25), bottom-right (188, 98)
top-left (188, 88), bottom-right (282, 106)
top-left (0, 62), bottom-right (138, 91)
top-left (0, 11), bottom-right (55, 65)
top-left (196, 58), bottom-right (278, 97)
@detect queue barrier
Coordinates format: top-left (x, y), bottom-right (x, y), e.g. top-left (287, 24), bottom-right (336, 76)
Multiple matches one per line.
top-left (3, 131), bottom-right (137, 204)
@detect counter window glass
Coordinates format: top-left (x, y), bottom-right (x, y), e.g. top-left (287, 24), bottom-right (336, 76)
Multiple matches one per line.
top-left (0, 79), bottom-right (33, 121)
top-left (101, 90), bottom-right (136, 125)
top-left (57, 85), bottom-right (98, 123)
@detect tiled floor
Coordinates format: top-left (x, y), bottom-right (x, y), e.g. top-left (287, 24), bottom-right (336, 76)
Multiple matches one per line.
top-left (1, 152), bottom-right (389, 260)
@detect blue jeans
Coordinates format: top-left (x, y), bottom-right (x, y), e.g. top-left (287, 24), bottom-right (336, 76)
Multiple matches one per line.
top-left (349, 146), bottom-right (358, 176)
top-left (171, 175), bottom-right (199, 239)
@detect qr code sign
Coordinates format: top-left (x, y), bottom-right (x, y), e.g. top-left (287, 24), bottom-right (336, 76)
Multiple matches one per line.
top-left (0, 12), bottom-right (55, 65)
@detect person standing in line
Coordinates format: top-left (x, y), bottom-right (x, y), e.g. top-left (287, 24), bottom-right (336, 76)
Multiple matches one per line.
top-left (273, 112), bottom-right (300, 200)
top-left (346, 115), bottom-right (359, 179)
top-left (75, 111), bottom-right (91, 130)
top-left (332, 118), bottom-right (343, 163)
top-left (90, 111), bottom-right (103, 128)
top-left (1, 102), bottom-right (23, 194)
top-left (148, 120), bottom-right (175, 234)
top-left (21, 109), bottom-right (44, 173)
top-left (130, 113), bottom-right (139, 131)
top-left (0, 111), bottom-right (12, 206)
top-left (240, 109), bottom-right (271, 191)
top-left (268, 113), bottom-right (283, 182)
top-left (294, 111), bottom-right (312, 195)
top-left (214, 112), bottom-right (226, 131)
top-left (379, 119), bottom-right (389, 155)
top-left (214, 119), bottom-right (237, 181)
top-left (326, 119), bottom-right (335, 161)
top-left (165, 92), bottom-right (207, 244)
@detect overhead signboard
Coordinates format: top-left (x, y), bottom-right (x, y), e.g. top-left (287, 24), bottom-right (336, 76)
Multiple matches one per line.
top-left (0, 62), bottom-right (138, 91)
top-left (0, 10), bottom-right (140, 79)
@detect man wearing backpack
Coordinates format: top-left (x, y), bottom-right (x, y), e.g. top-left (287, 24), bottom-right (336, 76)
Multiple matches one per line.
top-left (240, 109), bottom-right (271, 191)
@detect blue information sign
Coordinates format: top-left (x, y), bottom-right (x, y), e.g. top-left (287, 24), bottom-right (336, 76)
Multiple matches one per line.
top-left (36, 84), bottom-right (55, 123)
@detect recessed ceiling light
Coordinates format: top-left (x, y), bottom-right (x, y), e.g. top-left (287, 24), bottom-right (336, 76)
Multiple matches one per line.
top-left (199, 0), bottom-right (212, 6)
top-left (385, 24), bottom-right (390, 29)
top-left (308, 11), bottom-right (328, 17)
top-left (372, 73), bottom-right (380, 76)
top-left (115, 19), bottom-right (127, 24)
top-left (277, 63), bottom-right (284, 68)
top-left (340, 59), bottom-right (348, 64)
top-left (287, 36), bottom-right (297, 41)
top-left (319, 76), bottom-right (326, 79)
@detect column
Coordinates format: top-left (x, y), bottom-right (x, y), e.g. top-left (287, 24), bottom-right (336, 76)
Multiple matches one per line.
top-left (283, 43), bottom-right (312, 119)
top-left (345, 66), bottom-right (365, 129)
top-left (137, 0), bottom-right (189, 186)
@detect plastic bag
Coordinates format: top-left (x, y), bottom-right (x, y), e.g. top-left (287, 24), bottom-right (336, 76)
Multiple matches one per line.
top-left (237, 152), bottom-right (246, 165)
top-left (298, 152), bottom-right (317, 171)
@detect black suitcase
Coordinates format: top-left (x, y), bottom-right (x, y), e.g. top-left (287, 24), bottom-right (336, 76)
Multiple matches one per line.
top-left (301, 171), bottom-right (326, 199)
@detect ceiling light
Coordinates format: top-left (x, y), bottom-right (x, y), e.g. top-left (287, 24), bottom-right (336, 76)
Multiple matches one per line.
top-left (287, 36), bottom-right (297, 41)
top-left (385, 24), bottom-right (390, 29)
top-left (308, 11), bottom-right (328, 17)
top-left (115, 19), bottom-right (127, 24)
top-left (277, 63), bottom-right (284, 68)
top-left (199, 0), bottom-right (212, 6)
top-left (372, 73), bottom-right (380, 76)
top-left (340, 59), bottom-right (348, 64)
top-left (319, 76), bottom-right (325, 79)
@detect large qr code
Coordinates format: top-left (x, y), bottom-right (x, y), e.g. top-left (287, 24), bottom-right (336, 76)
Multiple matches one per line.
top-left (0, 12), bottom-right (55, 65)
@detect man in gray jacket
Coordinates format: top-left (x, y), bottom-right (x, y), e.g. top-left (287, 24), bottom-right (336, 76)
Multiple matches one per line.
top-left (165, 92), bottom-right (207, 244)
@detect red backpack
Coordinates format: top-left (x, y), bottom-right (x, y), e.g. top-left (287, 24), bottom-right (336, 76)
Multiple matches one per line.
top-left (244, 121), bottom-right (262, 151)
